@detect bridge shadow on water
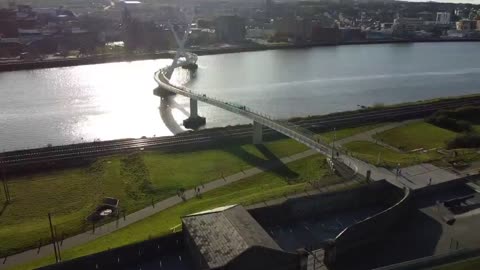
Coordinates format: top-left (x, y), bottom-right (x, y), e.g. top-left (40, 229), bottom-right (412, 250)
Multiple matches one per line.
top-left (223, 144), bottom-right (299, 180)
top-left (159, 96), bottom-right (187, 135)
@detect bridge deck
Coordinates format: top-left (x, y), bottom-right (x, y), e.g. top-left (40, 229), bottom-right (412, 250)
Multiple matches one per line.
top-left (155, 68), bottom-right (331, 155)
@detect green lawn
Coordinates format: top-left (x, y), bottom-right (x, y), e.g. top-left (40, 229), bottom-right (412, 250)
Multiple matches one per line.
top-left (11, 154), bottom-right (347, 270)
top-left (431, 256), bottom-right (480, 270)
top-left (374, 122), bottom-right (457, 151)
top-left (1, 122), bottom-right (386, 262)
top-left (0, 138), bottom-right (308, 257)
top-left (318, 123), bottom-right (386, 143)
top-left (344, 141), bottom-right (442, 168)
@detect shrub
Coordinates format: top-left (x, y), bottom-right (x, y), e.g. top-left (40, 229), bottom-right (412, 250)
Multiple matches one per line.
top-left (447, 134), bottom-right (480, 149)
top-left (426, 114), bottom-right (472, 132)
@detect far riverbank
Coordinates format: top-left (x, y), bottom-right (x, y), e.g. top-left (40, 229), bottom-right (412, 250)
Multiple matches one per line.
top-left (1, 38), bottom-right (480, 72)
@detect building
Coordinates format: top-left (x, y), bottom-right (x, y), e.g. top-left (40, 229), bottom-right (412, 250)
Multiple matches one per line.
top-left (0, 8), bottom-right (18, 38)
top-left (455, 8), bottom-right (465, 18)
top-left (339, 27), bottom-right (365, 42)
top-left (0, 37), bottom-right (23, 57)
top-left (436, 12), bottom-right (451, 24)
top-left (365, 30), bottom-right (392, 40)
top-left (271, 16), bottom-right (312, 42)
top-left (214, 15), bottom-right (246, 43)
top-left (417, 11), bottom-right (434, 21)
top-left (456, 19), bottom-right (477, 31)
top-left (311, 25), bottom-right (340, 43)
top-left (381, 23), bottom-right (393, 30)
top-left (272, 17), bottom-right (296, 40)
top-left (294, 17), bottom-right (312, 42)
top-left (182, 205), bottom-right (301, 270)
top-left (246, 27), bottom-right (275, 39)
top-left (393, 17), bottom-right (424, 33)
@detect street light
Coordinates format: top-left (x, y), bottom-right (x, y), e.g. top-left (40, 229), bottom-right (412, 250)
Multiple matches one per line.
top-left (331, 127), bottom-right (336, 159)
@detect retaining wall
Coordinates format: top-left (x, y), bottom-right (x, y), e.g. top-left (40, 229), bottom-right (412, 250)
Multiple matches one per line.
top-left (373, 248), bottom-right (480, 270)
top-left (38, 232), bottom-right (184, 270)
top-left (248, 180), bottom-right (396, 227)
top-left (323, 186), bottom-right (411, 266)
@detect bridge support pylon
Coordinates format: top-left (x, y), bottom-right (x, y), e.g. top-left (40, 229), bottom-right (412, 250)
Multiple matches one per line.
top-left (183, 98), bottom-right (206, 129)
top-left (253, 121), bottom-right (263, 145)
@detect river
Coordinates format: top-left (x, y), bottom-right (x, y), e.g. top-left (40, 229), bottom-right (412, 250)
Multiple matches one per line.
top-left (1, 42), bottom-right (480, 151)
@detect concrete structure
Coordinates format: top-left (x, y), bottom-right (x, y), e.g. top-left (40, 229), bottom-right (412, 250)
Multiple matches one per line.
top-left (252, 121), bottom-right (263, 145)
top-left (436, 12), bottom-right (451, 24)
top-left (183, 98), bottom-right (206, 129)
top-left (37, 179), bottom-right (420, 270)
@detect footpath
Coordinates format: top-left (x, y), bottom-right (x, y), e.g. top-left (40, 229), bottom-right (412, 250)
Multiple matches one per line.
top-left (1, 150), bottom-right (317, 269)
top-left (1, 119), bottom-right (421, 269)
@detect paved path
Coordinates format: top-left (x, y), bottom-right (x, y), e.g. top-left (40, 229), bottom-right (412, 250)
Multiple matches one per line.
top-left (328, 119), bottom-right (453, 189)
top-left (0, 119), bottom-right (429, 269)
top-left (336, 119), bottom-right (421, 152)
top-left (1, 149), bottom-right (317, 269)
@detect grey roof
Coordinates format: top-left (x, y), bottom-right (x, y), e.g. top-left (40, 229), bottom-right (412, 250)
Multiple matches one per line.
top-left (182, 205), bottom-right (281, 269)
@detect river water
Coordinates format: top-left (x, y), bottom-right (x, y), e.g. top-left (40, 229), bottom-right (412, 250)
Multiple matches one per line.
top-left (1, 42), bottom-right (480, 151)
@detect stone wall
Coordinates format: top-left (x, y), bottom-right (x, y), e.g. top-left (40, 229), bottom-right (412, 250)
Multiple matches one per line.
top-left (38, 232), bottom-right (184, 270)
top-left (248, 180), bottom-right (396, 227)
top-left (323, 186), bottom-right (411, 266)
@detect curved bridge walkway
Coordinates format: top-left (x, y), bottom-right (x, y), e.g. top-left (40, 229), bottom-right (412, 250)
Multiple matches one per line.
top-left (154, 51), bottom-right (418, 190)
top-left (155, 52), bottom-right (331, 156)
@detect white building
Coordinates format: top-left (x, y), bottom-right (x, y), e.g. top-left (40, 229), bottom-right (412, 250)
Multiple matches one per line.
top-left (436, 12), bottom-right (451, 24)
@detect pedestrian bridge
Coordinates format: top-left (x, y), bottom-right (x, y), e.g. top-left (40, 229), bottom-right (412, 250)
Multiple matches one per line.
top-left (153, 51), bottom-right (421, 188)
top-left (154, 52), bottom-right (332, 156)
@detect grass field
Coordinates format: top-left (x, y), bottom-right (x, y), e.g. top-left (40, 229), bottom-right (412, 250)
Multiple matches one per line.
top-left (0, 138), bottom-right (308, 257)
top-left (373, 122), bottom-right (457, 151)
top-left (344, 141), bottom-right (442, 168)
top-left (1, 122), bottom-right (383, 262)
top-left (318, 123), bottom-right (386, 143)
top-left (431, 256), bottom-right (480, 270)
top-left (11, 154), bottom-right (348, 270)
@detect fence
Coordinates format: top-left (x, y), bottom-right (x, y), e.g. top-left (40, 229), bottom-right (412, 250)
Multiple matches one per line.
top-left (38, 232), bottom-right (184, 270)
top-left (248, 180), bottom-right (396, 227)
top-left (323, 186), bottom-right (411, 266)
top-left (373, 248), bottom-right (480, 270)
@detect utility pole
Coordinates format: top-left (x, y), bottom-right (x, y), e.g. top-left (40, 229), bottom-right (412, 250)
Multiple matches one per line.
top-left (48, 213), bottom-right (59, 263)
top-left (1, 167), bottom-right (10, 203)
top-left (331, 127), bottom-right (336, 159)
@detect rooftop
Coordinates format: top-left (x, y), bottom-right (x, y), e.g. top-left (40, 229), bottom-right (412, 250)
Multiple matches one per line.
top-left (182, 205), bottom-right (281, 269)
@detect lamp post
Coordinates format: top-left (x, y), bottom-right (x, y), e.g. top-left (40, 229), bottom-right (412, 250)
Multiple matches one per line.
top-left (331, 127), bottom-right (336, 159)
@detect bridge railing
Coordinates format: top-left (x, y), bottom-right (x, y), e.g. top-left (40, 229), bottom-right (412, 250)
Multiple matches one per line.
top-left (157, 61), bottom-right (333, 156)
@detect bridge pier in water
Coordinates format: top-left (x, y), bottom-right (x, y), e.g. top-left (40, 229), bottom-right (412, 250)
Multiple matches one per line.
top-left (253, 121), bottom-right (263, 145)
top-left (183, 98), bottom-right (206, 129)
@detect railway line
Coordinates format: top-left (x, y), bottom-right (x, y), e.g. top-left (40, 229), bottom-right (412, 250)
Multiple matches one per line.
top-left (2, 95), bottom-right (480, 167)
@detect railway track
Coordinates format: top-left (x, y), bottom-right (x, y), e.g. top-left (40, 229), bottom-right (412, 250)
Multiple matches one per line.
top-left (2, 96), bottom-right (480, 166)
